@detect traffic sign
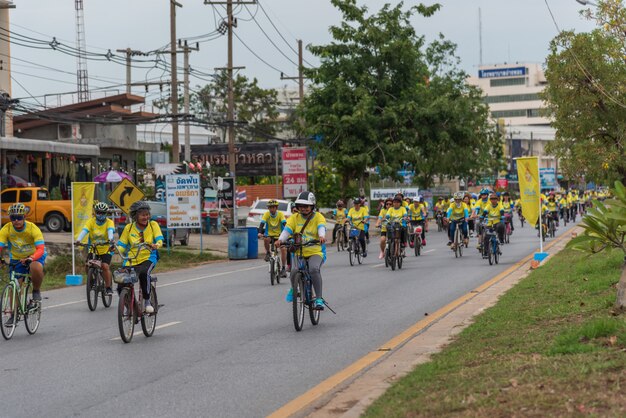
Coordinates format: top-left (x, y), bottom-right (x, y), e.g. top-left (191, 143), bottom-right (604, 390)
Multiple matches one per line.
top-left (108, 178), bottom-right (145, 215)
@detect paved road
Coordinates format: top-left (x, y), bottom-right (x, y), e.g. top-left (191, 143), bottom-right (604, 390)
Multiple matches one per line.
top-left (0, 217), bottom-right (575, 417)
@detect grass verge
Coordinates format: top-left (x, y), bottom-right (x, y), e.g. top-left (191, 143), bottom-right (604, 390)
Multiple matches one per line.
top-left (364, 248), bottom-right (626, 417)
top-left (39, 248), bottom-right (225, 292)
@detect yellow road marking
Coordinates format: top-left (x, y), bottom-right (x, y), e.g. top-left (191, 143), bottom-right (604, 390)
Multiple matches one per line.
top-left (267, 230), bottom-right (572, 418)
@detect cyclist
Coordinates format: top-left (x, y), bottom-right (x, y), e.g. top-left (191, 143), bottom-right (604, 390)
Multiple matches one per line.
top-left (277, 191), bottom-right (327, 310)
top-left (558, 193), bottom-right (568, 222)
top-left (447, 192), bottom-right (469, 248)
top-left (480, 193), bottom-right (505, 250)
top-left (75, 201), bottom-right (116, 296)
top-left (376, 198), bottom-right (393, 259)
top-left (258, 199), bottom-right (287, 277)
top-left (331, 200), bottom-right (348, 246)
top-left (385, 195), bottom-right (409, 255)
top-left (116, 201), bottom-right (163, 314)
top-left (408, 196), bottom-right (427, 246)
top-left (501, 192), bottom-right (515, 233)
top-left (0, 203), bottom-right (46, 324)
top-left (347, 197), bottom-right (369, 257)
top-left (473, 188), bottom-right (491, 249)
top-left (545, 192), bottom-right (560, 228)
top-left (418, 195), bottom-right (430, 233)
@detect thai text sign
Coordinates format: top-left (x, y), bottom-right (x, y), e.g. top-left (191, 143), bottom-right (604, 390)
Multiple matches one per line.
top-left (165, 174), bottom-right (201, 228)
top-left (478, 67), bottom-right (527, 78)
top-left (191, 143), bottom-right (279, 176)
top-left (283, 147), bottom-right (308, 198)
top-left (540, 168), bottom-right (557, 190)
top-left (370, 188), bottom-right (419, 201)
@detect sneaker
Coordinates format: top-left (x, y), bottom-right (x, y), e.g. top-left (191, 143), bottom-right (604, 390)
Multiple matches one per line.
top-left (314, 298), bottom-right (325, 310)
top-left (463, 238), bottom-right (469, 246)
top-left (144, 299), bottom-right (154, 314)
top-left (32, 290), bottom-right (42, 302)
top-left (280, 267), bottom-right (287, 278)
top-left (447, 241), bottom-right (452, 246)
top-left (362, 251), bottom-right (367, 258)
top-left (286, 288), bottom-right (293, 303)
top-left (264, 253), bottom-right (271, 262)
top-left (4, 315), bottom-right (14, 327)
top-left (106, 287), bottom-right (113, 296)
top-left (378, 251), bottom-right (384, 259)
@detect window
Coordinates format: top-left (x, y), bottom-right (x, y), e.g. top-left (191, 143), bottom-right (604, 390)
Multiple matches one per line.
top-left (491, 109), bottom-right (526, 118)
top-left (37, 190), bottom-right (49, 200)
top-left (483, 93), bottom-right (540, 104)
top-left (527, 108), bottom-right (543, 117)
top-left (489, 77), bottom-right (527, 87)
top-left (1, 190), bottom-right (17, 203)
top-left (18, 190), bottom-right (32, 203)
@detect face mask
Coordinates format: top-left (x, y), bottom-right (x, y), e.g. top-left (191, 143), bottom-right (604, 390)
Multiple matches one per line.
top-left (96, 214), bottom-right (106, 222)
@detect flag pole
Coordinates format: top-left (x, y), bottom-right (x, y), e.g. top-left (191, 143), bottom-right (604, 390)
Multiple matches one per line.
top-left (538, 161), bottom-right (544, 253)
top-left (71, 184), bottom-right (76, 276)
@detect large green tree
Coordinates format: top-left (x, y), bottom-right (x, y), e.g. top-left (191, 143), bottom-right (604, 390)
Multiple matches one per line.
top-left (302, 0), bottom-right (502, 194)
top-left (543, 0), bottom-right (626, 185)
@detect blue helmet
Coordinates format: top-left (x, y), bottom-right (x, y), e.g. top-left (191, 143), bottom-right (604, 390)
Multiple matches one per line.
top-left (479, 188), bottom-right (490, 195)
top-left (471, 193), bottom-right (478, 199)
top-left (418, 195), bottom-right (424, 202)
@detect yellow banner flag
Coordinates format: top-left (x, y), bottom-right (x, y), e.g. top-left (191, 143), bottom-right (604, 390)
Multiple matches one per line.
top-left (72, 182), bottom-right (96, 241)
top-left (516, 157), bottom-right (540, 226)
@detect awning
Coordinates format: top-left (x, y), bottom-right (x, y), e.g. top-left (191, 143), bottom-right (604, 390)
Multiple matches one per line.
top-left (0, 137), bottom-right (100, 157)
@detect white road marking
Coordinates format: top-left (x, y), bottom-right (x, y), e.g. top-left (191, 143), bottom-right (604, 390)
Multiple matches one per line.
top-left (423, 249), bottom-right (436, 254)
top-left (44, 264), bottom-right (266, 311)
top-left (369, 263), bottom-right (385, 269)
top-left (110, 321), bottom-right (182, 341)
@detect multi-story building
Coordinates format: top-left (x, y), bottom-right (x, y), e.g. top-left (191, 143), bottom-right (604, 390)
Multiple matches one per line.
top-left (468, 63), bottom-right (559, 189)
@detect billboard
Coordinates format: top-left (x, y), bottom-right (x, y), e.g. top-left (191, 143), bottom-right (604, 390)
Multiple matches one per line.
top-left (370, 188), bottom-right (419, 201)
top-left (540, 168), bottom-right (557, 190)
top-left (478, 67), bottom-right (527, 78)
top-left (282, 147), bottom-right (308, 198)
top-left (191, 142), bottom-right (279, 176)
top-left (165, 174), bottom-right (201, 228)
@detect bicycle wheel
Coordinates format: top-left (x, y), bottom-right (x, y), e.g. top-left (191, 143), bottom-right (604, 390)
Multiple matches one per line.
top-left (390, 241), bottom-right (397, 271)
top-left (292, 273), bottom-right (305, 331)
top-left (348, 240), bottom-right (355, 266)
top-left (414, 238), bottom-right (420, 256)
top-left (118, 287), bottom-right (135, 343)
top-left (86, 268), bottom-right (98, 311)
top-left (141, 285), bottom-right (158, 337)
top-left (384, 246), bottom-right (390, 268)
top-left (336, 230), bottom-right (344, 252)
top-left (487, 239), bottom-right (493, 265)
top-left (397, 250), bottom-right (403, 269)
top-left (23, 282), bottom-right (41, 335)
top-left (270, 258), bottom-right (276, 286)
top-left (357, 243), bottom-right (363, 265)
top-left (494, 242), bottom-right (500, 265)
top-left (276, 258), bottom-right (282, 285)
top-left (101, 272), bottom-right (112, 308)
top-left (308, 279), bottom-right (320, 326)
top-left (505, 226), bottom-right (510, 244)
top-left (454, 229), bottom-right (459, 258)
top-left (0, 283), bottom-right (17, 340)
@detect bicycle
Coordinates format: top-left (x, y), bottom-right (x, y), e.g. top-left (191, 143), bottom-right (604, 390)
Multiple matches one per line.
top-left (503, 213), bottom-right (512, 244)
top-left (0, 259), bottom-right (41, 340)
top-left (436, 211), bottom-right (444, 232)
top-left (286, 239), bottom-right (335, 332)
top-left (450, 219), bottom-right (464, 258)
top-left (481, 223), bottom-right (501, 266)
top-left (518, 208), bottom-right (525, 228)
top-left (409, 221), bottom-right (423, 256)
top-left (113, 244), bottom-right (159, 343)
top-left (384, 221), bottom-right (404, 271)
top-left (266, 237), bottom-right (283, 286)
top-left (335, 222), bottom-right (347, 252)
top-left (347, 222), bottom-right (364, 267)
top-left (547, 213), bottom-right (557, 238)
top-left (77, 241), bottom-right (114, 311)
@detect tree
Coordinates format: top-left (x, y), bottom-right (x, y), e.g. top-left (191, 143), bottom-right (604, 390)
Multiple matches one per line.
top-left (543, 0), bottom-right (626, 185)
top-left (302, 0), bottom-right (502, 194)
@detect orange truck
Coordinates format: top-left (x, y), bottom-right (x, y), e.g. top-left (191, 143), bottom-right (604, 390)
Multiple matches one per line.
top-left (0, 187), bottom-right (72, 232)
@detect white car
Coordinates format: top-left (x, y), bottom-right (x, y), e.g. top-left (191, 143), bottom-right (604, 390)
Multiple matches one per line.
top-left (246, 199), bottom-right (294, 228)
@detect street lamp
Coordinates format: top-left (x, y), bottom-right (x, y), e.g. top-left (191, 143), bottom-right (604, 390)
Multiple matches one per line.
top-left (576, 0), bottom-right (598, 6)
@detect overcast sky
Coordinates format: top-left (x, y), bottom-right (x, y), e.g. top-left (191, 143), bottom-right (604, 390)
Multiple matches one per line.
top-left (8, 0), bottom-right (596, 106)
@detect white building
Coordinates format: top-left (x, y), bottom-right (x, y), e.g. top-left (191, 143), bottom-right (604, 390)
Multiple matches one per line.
top-left (467, 63), bottom-right (559, 178)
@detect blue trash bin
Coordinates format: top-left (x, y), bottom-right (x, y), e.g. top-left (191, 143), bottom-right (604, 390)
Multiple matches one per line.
top-left (228, 228), bottom-right (248, 260)
top-left (246, 227), bottom-right (259, 259)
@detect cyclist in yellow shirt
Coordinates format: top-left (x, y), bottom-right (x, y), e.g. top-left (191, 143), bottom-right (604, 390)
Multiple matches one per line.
top-left (117, 201), bottom-right (164, 314)
top-left (385, 196), bottom-right (409, 255)
top-left (480, 193), bottom-right (505, 251)
top-left (75, 201), bottom-right (116, 295)
top-left (376, 198), bottom-right (393, 259)
top-left (331, 200), bottom-right (348, 246)
top-left (277, 191), bottom-right (327, 310)
top-left (0, 203), bottom-right (47, 324)
top-left (347, 197), bottom-right (369, 257)
top-left (258, 199), bottom-right (287, 276)
top-left (408, 197), bottom-right (427, 246)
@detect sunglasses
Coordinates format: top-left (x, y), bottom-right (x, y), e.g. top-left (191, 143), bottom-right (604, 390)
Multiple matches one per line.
top-left (490, 197), bottom-right (498, 200)
top-left (10, 215), bottom-right (24, 221)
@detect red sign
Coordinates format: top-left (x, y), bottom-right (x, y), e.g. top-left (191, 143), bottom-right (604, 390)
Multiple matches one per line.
top-left (282, 147), bottom-right (308, 198)
top-left (495, 179), bottom-right (509, 189)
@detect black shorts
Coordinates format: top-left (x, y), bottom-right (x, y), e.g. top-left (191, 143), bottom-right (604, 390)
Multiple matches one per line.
top-left (88, 252), bottom-right (112, 265)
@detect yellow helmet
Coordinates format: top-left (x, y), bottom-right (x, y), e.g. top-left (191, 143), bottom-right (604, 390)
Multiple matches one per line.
top-left (267, 199), bottom-right (279, 207)
top-left (8, 203), bottom-right (26, 216)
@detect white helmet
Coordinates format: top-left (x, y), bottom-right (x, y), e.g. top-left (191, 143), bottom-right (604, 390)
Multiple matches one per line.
top-left (295, 191), bottom-right (316, 206)
top-left (454, 192), bottom-right (463, 200)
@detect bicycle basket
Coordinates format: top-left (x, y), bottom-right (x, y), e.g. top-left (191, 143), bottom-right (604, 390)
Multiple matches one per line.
top-left (87, 259), bottom-right (102, 269)
top-left (113, 268), bottom-right (137, 284)
top-left (349, 228), bottom-right (360, 238)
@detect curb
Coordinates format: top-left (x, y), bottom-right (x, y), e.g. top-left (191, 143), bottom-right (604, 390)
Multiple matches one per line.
top-left (269, 227), bottom-right (581, 418)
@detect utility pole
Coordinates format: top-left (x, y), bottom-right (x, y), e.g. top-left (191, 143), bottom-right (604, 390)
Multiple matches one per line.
top-left (170, 0), bottom-right (182, 163)
top-left (205, 0), bottom-right (255, 228)
top-left (115, 48), bottom-right (154, 94)
top-left (179, 40), bottom-right (199, 162)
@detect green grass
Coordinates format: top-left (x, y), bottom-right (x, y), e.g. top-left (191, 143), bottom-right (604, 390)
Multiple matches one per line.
top-left (364, 248), bottom-right (626, 417)
top-left (39, 248), bottom-right (225, 292)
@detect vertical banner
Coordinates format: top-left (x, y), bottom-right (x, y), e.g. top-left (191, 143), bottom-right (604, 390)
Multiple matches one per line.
top-left (72, 182), bottom-right (96, 241)
top-left (282, 147), bottom-right (308, 198)
top-left (516, 157), bottom-right (540, 226)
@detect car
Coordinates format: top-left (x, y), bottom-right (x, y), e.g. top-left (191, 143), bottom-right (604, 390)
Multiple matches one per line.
top-left (115, 201), bottom-right (190, 246)
top-left (246, 199), bottom-right (294, 228)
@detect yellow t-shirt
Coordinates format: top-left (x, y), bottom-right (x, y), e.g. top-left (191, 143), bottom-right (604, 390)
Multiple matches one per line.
top-left (347, 207), bottom-right (369, 231)
top-left (482, 202), bottom-right (504, 226)
top-left (385, 206), bottom-right (408, 225)
top-left (378, 208), bottom-right (388, 232)
top-left (408, 203), bottom-right (425, 221)
top-left (333, 208), bottom-right (348, 224)
top-left (447, 202), bottom-right (469, 221)
top-left (261, 211), bottom-right (286, 238)
top-left (284, 212), bottom-right (326, 258)
top-left (0, 221), bottom-right (46, 261)
top-left (81, 217), bottom-right (115, 255)
top-left (117, 221), bottom-right (164, 266)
